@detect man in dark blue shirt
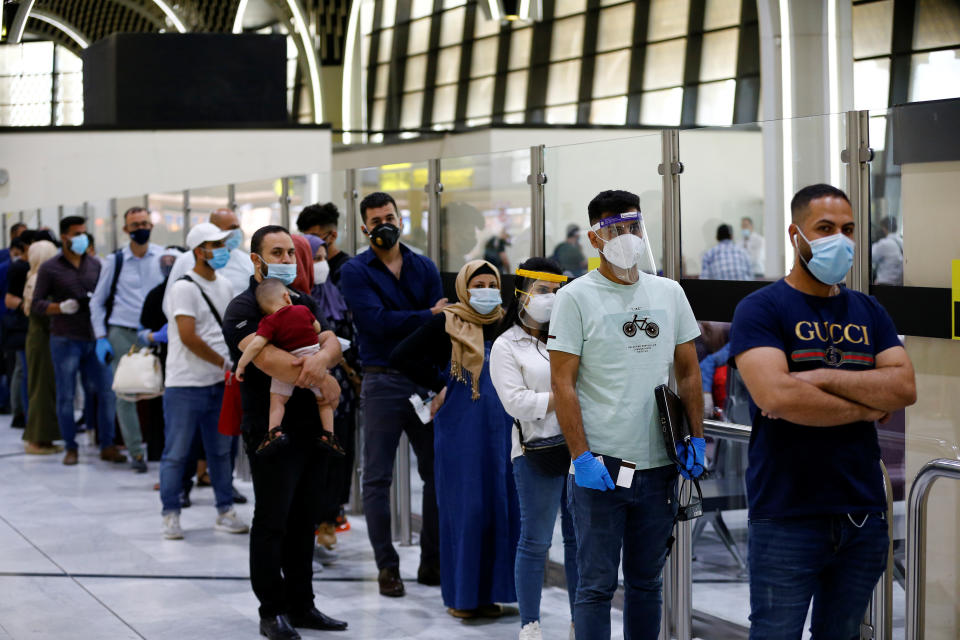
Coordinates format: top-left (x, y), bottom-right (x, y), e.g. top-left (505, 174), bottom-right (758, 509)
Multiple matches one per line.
top-left (729, 184), bottom-right (916, 639)
top-left (340, 191), bottom-right (447, 598)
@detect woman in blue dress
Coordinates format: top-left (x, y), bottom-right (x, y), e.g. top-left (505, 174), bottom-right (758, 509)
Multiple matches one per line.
top-left (391, 259), bottom-right (520, 618)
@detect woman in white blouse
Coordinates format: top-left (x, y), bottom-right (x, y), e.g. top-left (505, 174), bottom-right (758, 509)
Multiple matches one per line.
top-left (490, 258), bottom-right (578, 640)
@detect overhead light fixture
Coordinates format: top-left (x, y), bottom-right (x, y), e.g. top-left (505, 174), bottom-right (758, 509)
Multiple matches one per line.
top-left (480, 0), bottom-right (541, 23)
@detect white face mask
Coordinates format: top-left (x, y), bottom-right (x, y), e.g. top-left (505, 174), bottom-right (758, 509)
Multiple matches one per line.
top-left (313, 260), bottom-right (330, 284)
top-left (524, 293), bottom-right (555, 323)
top-left (600, 234), bottom-right (645, 270)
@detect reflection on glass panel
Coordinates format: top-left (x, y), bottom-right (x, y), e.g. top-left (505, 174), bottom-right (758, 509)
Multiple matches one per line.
top-left (433, 85), bottom-right (458, 123)
top-left (868, 113), bottom-right (887, 152)
top-left (545, 104), bottom-right (577, 124)
top-left (371, 98), bottom-right (386, 131)
top-left (436, 47), bottom-right (461, 85)
top-left (147, 191), bottom-right (185, 248)
top-left (82, 201), bottom-right (112, 256)
top-left (189, 186), bottom-right (229, 229)
top-left (471, 37), bottom-right (499, 77)
top-left (852, 0), bottom-right (894, 58)
top-left (643, 39), bottom-right (686, 90)
top-left (909, 49), bottom-right (960, 102)
top-left (439, 149), bottom-right (531, 274)
top-left (380, 0), bottom-right (397, 29)
top-left (695, 79), bottom-right (736, 126)
top-left (704, 0), bottom-right (741, 30)
top-left (597, 4), bottom-right (635, 52)
top-left (648, 0), bottom-right (690, 41)
top-left (475, 13), bottom-right (501, 38)
top-left (440, 7), bottom-right (466, 47)
top-left (854, 58), bottom-right (891, 111)
top-left (700, 29), bottom-right (739, 81)
top-left (509, 27), bottom-right (533, 70)
top-left (357, 163), bottom-right (430, 255)
top-left (640, 87), bottom-right (683, 125)
top-left (236, 180), bottom-right (283, 242)
top-left (592, 49), bottom-right (631, 98)
top-left (405, 54), bottom-right (428, 92)
top-left (504, 70), bottom-right (529, 112)
top-left (913, 0), bottom-right (960, 50)
top-left (546, 60), bottom-right (581, 106)
top-left (374, 64), bottom-right (389, 98)
top-left (411, 0), bottom-right (434, 19)
top-left (401, 91), bottom-right (424, 130)
top-left (377, 28), bottom-right (393, 63)
top-left (590, 96), bottom-right (628, 124)
top-left (554, 0), bottom-right (587, 18)
top-left (467, 77), bottom-right (495, 118)
top-left (407, 18), bottom-right (432, 55)
top-left (544, 133), bottom-right (664, 277)
top-left (551, 15), bottom-right (586, 61)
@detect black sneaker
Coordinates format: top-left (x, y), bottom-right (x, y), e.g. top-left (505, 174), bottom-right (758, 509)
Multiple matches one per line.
top-left (417, 564), bottom-right (441, 586)
top-left (231, 485), bottom-right (248, 504)
top-left (11, 413), bottom-right (25, 429)
top-left (131, 455), bottom-right (147, 474)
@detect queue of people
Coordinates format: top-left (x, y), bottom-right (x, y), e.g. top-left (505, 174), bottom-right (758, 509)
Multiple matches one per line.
top-left (0, 182), bottom-right (916, 640)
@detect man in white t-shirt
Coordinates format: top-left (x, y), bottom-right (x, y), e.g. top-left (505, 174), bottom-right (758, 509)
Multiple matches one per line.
top-left (548, 190), bottom-right (705, 640)
top-left (160, 223), bottom-right (249, 540)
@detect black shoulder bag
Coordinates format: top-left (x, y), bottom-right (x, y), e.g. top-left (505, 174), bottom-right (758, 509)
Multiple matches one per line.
top-left (516, 419), bottom-right (571, 477)
top-left (178, 274), bottom-right (223, 327)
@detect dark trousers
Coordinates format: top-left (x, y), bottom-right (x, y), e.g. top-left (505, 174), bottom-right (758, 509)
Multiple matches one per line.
top-left (318, 408), bottom-right (355, 523)
top-left (748, 513), bottom-right (888, 640)
top-left (360, 372), bottom-right (439, 570)
top-left (249, 437), bottom-right (325, 619)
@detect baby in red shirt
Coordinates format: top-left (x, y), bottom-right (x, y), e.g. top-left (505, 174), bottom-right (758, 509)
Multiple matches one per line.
top-left (236, 278), bottom-right (345, 457)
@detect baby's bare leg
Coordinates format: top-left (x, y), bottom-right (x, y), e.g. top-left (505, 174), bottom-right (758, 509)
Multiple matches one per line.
top-left (269, 392), bottom-right (290, 431)
top-left (316, 400), bottom-right (335, 434)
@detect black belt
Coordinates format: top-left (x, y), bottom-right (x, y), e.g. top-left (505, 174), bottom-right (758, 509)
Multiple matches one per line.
top-left (363, 366), bottom-right (402, 375)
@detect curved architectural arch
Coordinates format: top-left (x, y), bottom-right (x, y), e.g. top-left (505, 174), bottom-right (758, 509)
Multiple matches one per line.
top-left (30, 9), bottom-right (90, 48)
top-left (150, 0), bottom-right (187, 33)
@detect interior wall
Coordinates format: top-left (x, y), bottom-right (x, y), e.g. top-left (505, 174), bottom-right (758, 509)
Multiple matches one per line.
top-left (901, 160), bottom-right (960, 639)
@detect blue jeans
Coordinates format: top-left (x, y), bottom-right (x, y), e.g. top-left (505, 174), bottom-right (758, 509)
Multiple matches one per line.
top-left (513, 454), bottom-right (578, 625)
top-left (748, 513), bottom-right (888, 639)
top-left (160, 385), bottom-right (232, 515)
top-left (49, 336), bottom-right (116, 452)
top-left (568, 464), bottom-right (677, 640)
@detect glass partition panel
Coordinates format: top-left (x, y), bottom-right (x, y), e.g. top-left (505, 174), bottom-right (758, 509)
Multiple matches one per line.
top-left (544, 133), bottom-right (664, 277)
top-left (235, 180), bottom-right (283, 248)
top-left (439, 149), bottom-right (531, 274)
top-left (868, 107), bottom-right (902, 286)
top-left (357, 162), bottom-right (430, 256)
top-left (147, 191), bottom-right (185, 248)
top-left (83, 200), bottom-right (111, 256)
top-left (679, 114), bottom-right (847, 281)
top-left (188, 185), bottom-right (230, 229)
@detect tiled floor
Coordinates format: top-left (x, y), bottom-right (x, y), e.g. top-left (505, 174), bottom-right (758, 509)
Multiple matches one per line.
top-left (0, 418), bottom-right (602, 639)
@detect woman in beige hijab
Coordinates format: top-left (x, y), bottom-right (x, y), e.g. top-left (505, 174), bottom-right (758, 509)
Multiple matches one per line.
top-left (22, 240), bottom-right (61, 454)
top-left (391, 259), bottom-right (520, 619)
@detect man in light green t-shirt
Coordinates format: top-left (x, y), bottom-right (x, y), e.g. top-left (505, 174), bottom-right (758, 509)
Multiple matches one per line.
top-left (548, 189), bottom-right (704, 640)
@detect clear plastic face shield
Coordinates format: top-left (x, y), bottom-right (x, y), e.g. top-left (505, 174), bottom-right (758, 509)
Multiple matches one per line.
top-left (514, 269), bottom-right (569, 331)
top-left (589, 210), bottom-right (657, 283)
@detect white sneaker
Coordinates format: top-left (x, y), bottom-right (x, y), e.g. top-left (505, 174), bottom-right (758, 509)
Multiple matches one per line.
top-left (519, 621), bottom-right (542, 640)
top-left (569, 622), bottom-right (575, 640)
top-left (162, 513), bottom-right (183, 540)
top-left (314, 543), bottom-right (339, 566)
top-left (215, 508), bottom-right (249, 534)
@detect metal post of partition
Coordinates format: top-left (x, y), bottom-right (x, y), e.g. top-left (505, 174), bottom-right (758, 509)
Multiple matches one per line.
top-left (843, 109), bottom-right (873, 293)
top-left (57, 205), bottom-right (63, 224)
top-left (396, 433), bottom-right (412, 546)
top-left (426, 158), bottom-right (443, 265)
top-left (659, 130), bottom-right (682, 280)
top-left (109, 199), bottom-right (118, 253)
top-left (349, 411), bottom-right (363, 515)
top-left (1, 213), bottom-right (6, 246)
top-left (660, 562), bottom-right (673, 640)
top-left (527, 145), bottom-right (546, 257)
top-left (227, 184), bottom-right (237, 211)
top-left (863, 460), bottom-right (895, 640)
top-left (182, 190), bottom-right (191, 246)
top-left (344, 169), bottom-right (359, 254)
top-left (281, 178), bottom-right (291, 229)
top-left (906, 458), bottom-right (960, 640)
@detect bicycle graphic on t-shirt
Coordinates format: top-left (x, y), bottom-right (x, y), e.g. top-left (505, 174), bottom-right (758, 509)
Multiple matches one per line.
top-left (622, 314), bottom-right (660, 339)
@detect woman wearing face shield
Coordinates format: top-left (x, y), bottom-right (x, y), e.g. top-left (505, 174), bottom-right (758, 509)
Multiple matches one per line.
top-left (390, 259), bottom-right (520, 619)
top-left (489, 257), bottom-right (578, 640)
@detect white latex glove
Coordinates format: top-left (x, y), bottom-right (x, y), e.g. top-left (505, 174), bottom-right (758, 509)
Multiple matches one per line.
top-left (703, 392), bottom-right (715, 419)
top-left (59, 299), bottom-right (79, 315)
top-left (221, 357), bottom-right (234, 375)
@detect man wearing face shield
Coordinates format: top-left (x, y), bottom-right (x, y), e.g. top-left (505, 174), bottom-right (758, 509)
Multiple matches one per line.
top-left (339, 191), bottom-right (447, 598)
top-left (729, 184), bottom-right (917, 639)
top-left (548, 190), bottom-right (704, 640)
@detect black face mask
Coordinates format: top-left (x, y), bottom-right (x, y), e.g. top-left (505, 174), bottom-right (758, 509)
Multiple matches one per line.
top-left (368, 223), bottom-right (400, 250)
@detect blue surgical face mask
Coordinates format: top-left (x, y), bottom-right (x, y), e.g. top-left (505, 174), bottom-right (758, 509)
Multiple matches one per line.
top-left (795, 229), bottom-right (855, 285)
top-left (70, 234), bottom-right (89, 255)
top-left (256, 254), bottom-right (297, 285)
top-left (224, 228), bottom-right (243, 252)
top-left (467, 287), bottom-right (502, 315)
top-left (206, 247), bottom-right (230, 270)
top-left (742, 228), bottom-right (751, 240)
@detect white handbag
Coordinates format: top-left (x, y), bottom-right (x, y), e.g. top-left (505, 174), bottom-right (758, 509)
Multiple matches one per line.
top-left (111, 346), bottom-right (164, 401)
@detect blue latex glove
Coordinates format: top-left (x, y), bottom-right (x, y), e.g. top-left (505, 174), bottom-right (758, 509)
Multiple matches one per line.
top-left (95, 337), bottom-right (114, 365)
top-left (136, 328), bottom-right (152, 346)
top-left (676, 437), bottom-right (707, 480)
top-left (572, 451), bottom-right (615, 491)
top-left (153, 324), bottom-right (168, 344)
